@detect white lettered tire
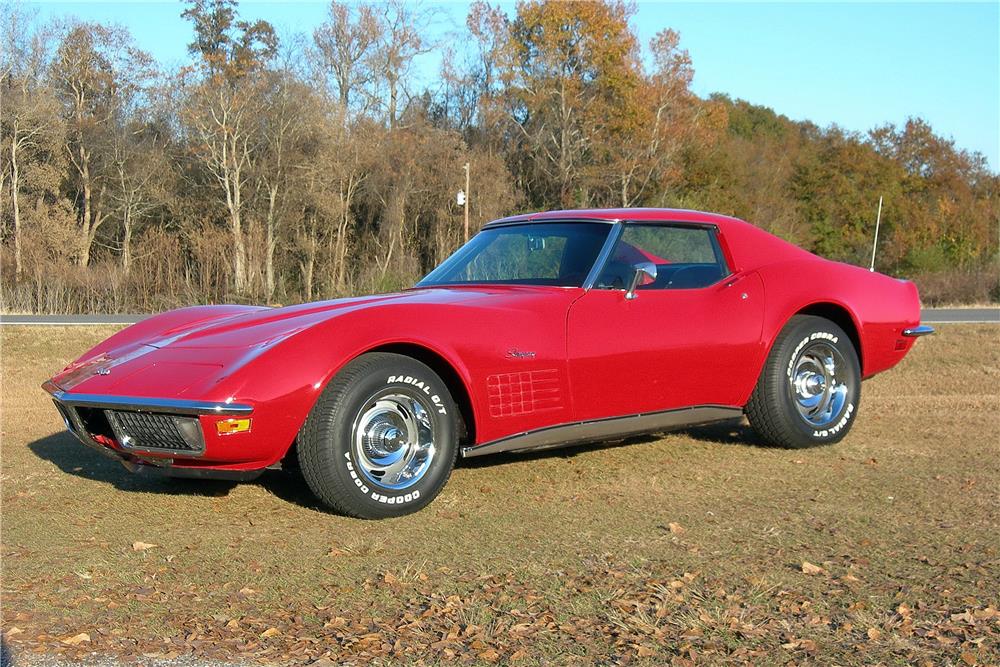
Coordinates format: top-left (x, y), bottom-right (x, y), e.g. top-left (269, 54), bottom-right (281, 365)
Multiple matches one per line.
top-left (298, 353), bottom-right (458, 518)
top-left (746, 315), bottom-right (861, 448)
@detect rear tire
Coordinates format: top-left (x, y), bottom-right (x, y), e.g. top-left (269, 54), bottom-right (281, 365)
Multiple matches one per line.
top-left (298, 353), bottom-right (458, 518)
top-left (746, 315), bottom-right (861, 448)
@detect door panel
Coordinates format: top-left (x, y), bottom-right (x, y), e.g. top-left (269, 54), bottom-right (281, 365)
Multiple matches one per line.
top-left (567, 271), bottom-right (765, 421)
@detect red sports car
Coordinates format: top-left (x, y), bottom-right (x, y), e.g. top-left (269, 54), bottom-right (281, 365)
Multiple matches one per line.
top-left (44, 209), bottom-right (933, 518)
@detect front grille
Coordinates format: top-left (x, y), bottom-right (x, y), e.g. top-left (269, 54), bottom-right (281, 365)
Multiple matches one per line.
top-left (105, 411), bottom-right (205, 455)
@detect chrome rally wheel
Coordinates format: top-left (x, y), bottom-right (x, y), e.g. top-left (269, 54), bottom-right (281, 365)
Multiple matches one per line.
top-left (746, 315), bottom-right (861, 448)
top-left (789, 342), bottom-right (849, 428)
top-left (298, 353), bottom-right (458, 519)
top-left (353, 393), bottom-right (436, 490)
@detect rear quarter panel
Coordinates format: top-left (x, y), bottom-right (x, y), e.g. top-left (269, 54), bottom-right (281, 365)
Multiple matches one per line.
top-left (754, 259), bottom-right (921, 380)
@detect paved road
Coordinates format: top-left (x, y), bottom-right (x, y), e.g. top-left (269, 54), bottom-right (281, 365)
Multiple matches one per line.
top-left (0, 308), bottom-right (997, 326)
top-left (0, 313), bottom-right (149, 325)
top-left (919, 307), bottom-right (998, 323)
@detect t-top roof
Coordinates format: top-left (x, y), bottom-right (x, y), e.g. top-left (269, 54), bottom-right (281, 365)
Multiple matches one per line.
top-left (485, 208), bottom-right (748, 230)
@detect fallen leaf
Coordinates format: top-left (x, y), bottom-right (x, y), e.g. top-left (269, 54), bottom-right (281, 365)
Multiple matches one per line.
top-left (867, 627), bottom-right (881, 641)
top-left (61, 632), bottom-right (90, 645)
top-left (961, 652), bottom-right (977, 666)
top-left (132, 541), bottom-right (157, 552)
top-left (478, 649), bottom-right (500, 663)
top-left (801, 561), bottom-right (824, 575)
top-left (668, 522), bottom-right (685, 535)
top-left (261, 627), bottom-right (281, 639)
top-left (5, 627), bottom-right (23, 637)
top-left (509, 649), bottom-right (527, 661)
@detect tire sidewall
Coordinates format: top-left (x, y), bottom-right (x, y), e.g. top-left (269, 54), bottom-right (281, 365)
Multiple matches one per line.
top-left (778, 320), bottom-right (861, 445)
top-left (324, 359), bottom-right (457, 517)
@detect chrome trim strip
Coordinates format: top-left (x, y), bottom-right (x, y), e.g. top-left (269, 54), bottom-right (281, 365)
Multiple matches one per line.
top-left (582, 221), bottom-right (624, 290)
top-left (461, 405), bottom-right (742, 458)
top-left (902, 324), bottom-right (935, 337)
top-left (43, 381), bottom-right (253, 416)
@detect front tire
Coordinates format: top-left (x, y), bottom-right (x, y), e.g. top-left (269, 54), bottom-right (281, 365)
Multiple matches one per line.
top-left (746, 315), bottom-right (861, 448)
top-left (298, 353), bottom-right (458, 518)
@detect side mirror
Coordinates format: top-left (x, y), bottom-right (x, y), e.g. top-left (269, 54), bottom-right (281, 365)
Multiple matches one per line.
top-left (625, 261), bottom-right (657, 300)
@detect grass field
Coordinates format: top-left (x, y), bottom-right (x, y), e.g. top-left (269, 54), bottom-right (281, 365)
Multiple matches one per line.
top-left (2, 325), bottom-right (998, 666)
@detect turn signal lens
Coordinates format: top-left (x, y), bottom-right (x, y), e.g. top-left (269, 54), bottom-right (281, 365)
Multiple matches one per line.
top-left (216, 418), bottom-right (252, 436)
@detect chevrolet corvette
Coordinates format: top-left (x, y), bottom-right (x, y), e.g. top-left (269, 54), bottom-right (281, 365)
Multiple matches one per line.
top-left (44, 208), bottom-right (933, 518)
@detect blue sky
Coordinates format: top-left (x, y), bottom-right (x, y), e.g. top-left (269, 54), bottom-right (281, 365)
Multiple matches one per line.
top-left (26, 1), bottom-right (1000, 171)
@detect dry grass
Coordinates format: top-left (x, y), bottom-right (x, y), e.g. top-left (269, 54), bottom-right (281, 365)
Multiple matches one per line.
top-left (2, 325), bottom-right (999, 665)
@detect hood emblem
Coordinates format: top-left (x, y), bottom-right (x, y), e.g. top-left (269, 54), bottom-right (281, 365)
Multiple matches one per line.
top-left (506, 349), bottom-right (536, 360)
top-left (95, 367), bottom-right (112, 376)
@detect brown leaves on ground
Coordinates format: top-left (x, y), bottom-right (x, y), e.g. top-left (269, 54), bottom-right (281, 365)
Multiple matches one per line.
top-left (801, 561), bottom-right (826, 575)
top-left (8, 565), bottom-right (1000, 665)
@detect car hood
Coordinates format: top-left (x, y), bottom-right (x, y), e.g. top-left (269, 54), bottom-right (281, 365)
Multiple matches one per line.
top-left (147, 286), bottom-right (554, 349)
top-left (51, 286), bottom-right (573, 395)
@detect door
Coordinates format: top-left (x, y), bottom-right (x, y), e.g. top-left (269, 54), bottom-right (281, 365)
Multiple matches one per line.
top-left (567, 223), bottom-right (765, 422)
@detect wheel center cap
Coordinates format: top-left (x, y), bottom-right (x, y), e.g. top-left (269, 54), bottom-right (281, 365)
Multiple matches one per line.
top-left (796, 371), bottom-right (826, 397)
top-left (363, 420), bottom-right (407, 458)
top-left (381, 426), bottom-right (405, 452)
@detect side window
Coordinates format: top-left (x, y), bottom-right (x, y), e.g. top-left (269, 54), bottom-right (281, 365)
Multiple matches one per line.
top-left (595, 225), bottom-right (729, 290)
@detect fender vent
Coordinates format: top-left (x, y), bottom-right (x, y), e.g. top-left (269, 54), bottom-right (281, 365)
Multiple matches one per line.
top-left (487, 369), bottom-right (562, 418)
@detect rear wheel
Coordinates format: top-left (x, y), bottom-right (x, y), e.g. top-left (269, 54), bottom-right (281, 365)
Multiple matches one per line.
top-left (746, 315), bottom-right (861, 448)
top-left (298, 353), bottom-right (458, 518)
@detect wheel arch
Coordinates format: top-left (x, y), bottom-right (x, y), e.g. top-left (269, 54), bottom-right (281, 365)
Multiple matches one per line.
top-left (788, 301), bottom-right (864, 375)
top-left (362, 342), bottom-right (478, 447)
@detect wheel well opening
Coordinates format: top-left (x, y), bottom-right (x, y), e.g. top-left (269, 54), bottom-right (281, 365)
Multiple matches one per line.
top-left (797, 303), bottom-right (864, 374)
top-left (367, 343), bottom-right (476, 447)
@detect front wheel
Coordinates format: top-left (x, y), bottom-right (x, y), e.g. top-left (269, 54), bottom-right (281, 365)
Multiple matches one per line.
top-left (746, 315), bottom-right (861, 448)
top-left (298, 353), bottom-right (458, 518)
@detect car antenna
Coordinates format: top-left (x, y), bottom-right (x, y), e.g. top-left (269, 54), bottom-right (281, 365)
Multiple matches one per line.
top-left (869, 195), bottom-right (883, 272)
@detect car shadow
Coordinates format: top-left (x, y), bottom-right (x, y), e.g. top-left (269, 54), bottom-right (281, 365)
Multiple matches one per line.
top-left (27, 431), bottom-right (239, 497)
top-left (28, 430), bottom-right (332, 511)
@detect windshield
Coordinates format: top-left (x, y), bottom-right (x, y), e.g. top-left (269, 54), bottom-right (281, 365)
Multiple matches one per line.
top-left (417, 222), bottom-right (611, 287)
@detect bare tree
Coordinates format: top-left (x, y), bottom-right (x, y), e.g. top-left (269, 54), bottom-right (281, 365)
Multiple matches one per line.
top-left (371, 0), bottom-right (438, 128)
top-left (1, 7), bottom-right (64, 279)
top-left (183, 80), bottom-right (261, 293)
top-left (109, 124), bottom-right (167, 275)
top-left (49, 21), bottom-right (152, 266)
top-left (312, 1), bottom-right (381, 115)
top-left (180, 0), bottom-right (277, 293)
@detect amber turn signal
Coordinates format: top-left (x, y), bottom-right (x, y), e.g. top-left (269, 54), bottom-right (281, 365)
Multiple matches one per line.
top-left (216, 418), bottom-right (252, 436)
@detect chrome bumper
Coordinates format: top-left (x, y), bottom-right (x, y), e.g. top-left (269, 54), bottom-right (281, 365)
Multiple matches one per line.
top-left (43, 382), bottom-right (262, 482)
top-left (902, 324), bottom-right (935, 337)
top-left (42, 381), bottom-right (253, 415)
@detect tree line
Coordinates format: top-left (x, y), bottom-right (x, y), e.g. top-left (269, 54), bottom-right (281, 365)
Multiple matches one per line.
top-left (2, 0), bottom-right (997, 313)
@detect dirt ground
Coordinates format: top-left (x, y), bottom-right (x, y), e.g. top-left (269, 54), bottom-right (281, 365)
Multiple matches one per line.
top-left (1, 324), bottom-right (998, 666)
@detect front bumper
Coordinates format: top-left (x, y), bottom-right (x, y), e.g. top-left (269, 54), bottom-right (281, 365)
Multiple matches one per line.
top-left (43, 381), bottom-right (262, 481)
